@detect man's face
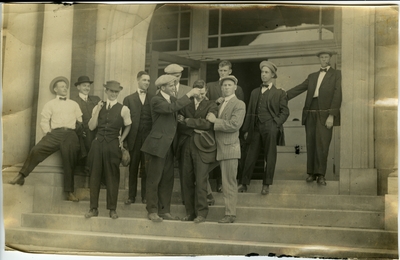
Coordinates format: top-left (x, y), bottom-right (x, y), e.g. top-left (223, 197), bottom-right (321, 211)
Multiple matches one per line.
top-left (138, 75), bottom-right (150, 91)
top-left (319, 54), bottom-right (331, 68)
top-left (54, 81), bottom-right (68, 97)
top-left (77, 82), bottom-right (91, 95)
top-left (221, 79), bottom-right (237, 97)
top-left (261, 66), bottom-right (275, 83)
top-left (161, 81), bottom-right (176, 97)
top-left (105, 88), bottom-right (120, 101)
top-left (218, 65), bottom-right (232, 78)
top-left (195, 87), bottom-right (207, 102)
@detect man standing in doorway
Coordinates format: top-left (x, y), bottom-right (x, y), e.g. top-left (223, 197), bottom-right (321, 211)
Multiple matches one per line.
top-left (286, 50), bottom-right (342, 186)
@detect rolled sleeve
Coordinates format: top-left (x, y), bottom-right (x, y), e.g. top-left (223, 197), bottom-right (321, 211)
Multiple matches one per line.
top-left (121, 106), bottom-right (132, 126)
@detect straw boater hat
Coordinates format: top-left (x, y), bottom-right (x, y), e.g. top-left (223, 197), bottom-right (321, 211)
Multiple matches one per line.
top-left (194, 130), bottom-right (217, 153)
top-left (219, 75), bottom-right (238, 86)
top-left (74, 76), bottom-right (93, 86)
top-left (164, 64), bottom-right (184, 74)
top-left (49, 76), bottom-right (69, 95)
top-left (103, 80), bottom-right (123, 91)
top-left (259, 61), bottom-right (278, 78)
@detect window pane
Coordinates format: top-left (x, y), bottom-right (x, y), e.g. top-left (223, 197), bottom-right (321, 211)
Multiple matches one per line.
top-left (152, 40), bottom-right (178, 52)
top-left (155, 5), bottom-right (179, 14)
top-left (180, 40), bottom-right (190, 50)
top-left (180, 12), bottom-right (191, 37)
top-left (208, 9), bottom-right (219, 35)
top-left (208, 37), bottom-right (218, 48)
top-left (322, 6), bottom-right (335, 33)
top-left (321, 27), bottom-right (334, 40)
top-left (221, 35), bottom-right (260, 47)
top-left (152, 14), bottom-right (179, 40)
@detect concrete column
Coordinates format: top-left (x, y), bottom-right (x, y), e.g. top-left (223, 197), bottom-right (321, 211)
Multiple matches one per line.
top-left (340, 7), bottom-right (377, 195)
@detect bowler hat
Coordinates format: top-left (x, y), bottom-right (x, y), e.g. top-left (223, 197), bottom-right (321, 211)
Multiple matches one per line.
top-left (259, 61), bottom-right (278, 78)
top-left (194, 130), bottom-right (217, 153)
top-left (103, 80), bottom-right (123, 91)
top-left (316, 50), bottom-right (335, 57)
top-left (219, 75), bottom-right (238, 86)
top-left (49, 76), bottom-right (69, 95)
top-left (164, 64), bottom-right (184, 74)
top-left (74, 76), bottom-right (93, 86)
top-left (155, 75), bottom-right (177, 89)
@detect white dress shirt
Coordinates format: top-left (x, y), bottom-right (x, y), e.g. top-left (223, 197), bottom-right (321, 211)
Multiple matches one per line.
top-left (79, 93), bottom-right (88, 101)
top-left (261, 82), bottom-right (272, 94)
top-left (218, 94), bottom-right (235, 117)
top-left (314, 66), bottom-right (330, 98)
top-left (161, 90), bottom-right (171, 103)
top-left (138, 89), bottom-right (147, 105)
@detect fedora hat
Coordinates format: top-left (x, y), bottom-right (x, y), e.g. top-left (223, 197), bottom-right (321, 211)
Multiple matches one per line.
top-left (75, 76), bottom-right (93, 86)
top-left (103, 80), bottom-right (123, 91)
top-left (194, 130), bottom-right (217, 153)
top-left (49, 76), bottom-right (69, 95)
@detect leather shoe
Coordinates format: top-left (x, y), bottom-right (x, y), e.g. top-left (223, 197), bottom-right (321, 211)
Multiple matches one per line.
top-left (8, 173), bottom-right (25, 186)
top-left (306, 174), bottom-right (317, 182)
top-left (109, 210), bottom-right (118, 219)
top-left (207, 194), bottom-right (215, 206)
top-left (159, 213), bottom-right (180, 221)
top-left (218, 215), bottom-right (236, 223)
top-left (238, 184), bottom-right (247, 192)
top-left (181, 214), bottom-right (196, 221)
top-left (261, 185), bottom-right (269, 195)
top-left (217, 183), bottom-right (223, 193)
top-left (141, 198), bottom-right (147, 204)
top-left (85, 208), bottom-right (99, 218)
top-left (194, 216), bottom-right (206, 223)
top-left (148, 213), bottom-right (163, 222)
top-left (317, 176), bottom-right (327, 186)
top-left (124, 198), bottom-right (135, 205)
top-left (66, 192), bottom-right (79, 202)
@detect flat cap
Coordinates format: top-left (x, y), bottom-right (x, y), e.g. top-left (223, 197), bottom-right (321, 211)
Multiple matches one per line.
top-left (164, 64), bottom-right (184, 74)
top-left (259, 60), bottom-right (278, 78)
top-left (316, 50), bottom-right (335, 57)
top-left (155, 75), bottom-right (177, 88)
top-left (219, 75), bottom-right (238, 86)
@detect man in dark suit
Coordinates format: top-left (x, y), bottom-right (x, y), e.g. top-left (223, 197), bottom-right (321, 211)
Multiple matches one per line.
top-left (238, 61), bottom-right (289, 195)
top-left (286, 50), bottom-right (342, 185)
top-left (71, 76), bottom-right (101, 172)
top-left (177, 80), bottom-right (219, 223)
top-left (123, 71), bottom-right (153, 205)
top-left (141, 75), bottom-right (201, 222)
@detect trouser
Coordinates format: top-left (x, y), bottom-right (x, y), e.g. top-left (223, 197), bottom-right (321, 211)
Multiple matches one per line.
top-left (220, 159), bottom-right (238, 216)
top-left (20, 128), bottom-right (80, 192)
top-left (128, 133), bottom-right (147, 200)
top-left (145, 148), bottom-right (174, 214)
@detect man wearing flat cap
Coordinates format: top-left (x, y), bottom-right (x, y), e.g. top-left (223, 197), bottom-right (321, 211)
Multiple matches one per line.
top-left (206, 75), bottom-right (245, 224)
top-left (84, 80), bottom-right (132, 220)
top-left (141, 75), bottom-right (201, 222)
top-left (164, 63), bottom-right (192, 98)
top-left (286, 50), bottom-right (342, 186)
top-left (177, 79), bottom-right (219, 223)
top-left (9, 77), bottom-right (83, 202)
top-left (71, 76), bottom-right (101, 171)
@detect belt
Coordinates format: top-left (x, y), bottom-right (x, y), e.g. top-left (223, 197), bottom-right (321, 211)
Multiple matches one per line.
top-left (52, 127), bottom-right (74, 131)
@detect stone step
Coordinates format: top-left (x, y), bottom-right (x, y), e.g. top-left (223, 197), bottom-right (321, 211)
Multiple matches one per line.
top-left (51, 200), bottom-right (384, 229)
top-left (6, 227), bottom-right (398, 258)
top-left (16, 213), bottom-right (398, 251)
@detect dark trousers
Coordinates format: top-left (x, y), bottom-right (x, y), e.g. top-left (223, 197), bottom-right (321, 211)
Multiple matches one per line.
top-left (305, 98), bottom-right (333, 176)
top-left (181, 137), bottom-right (209, 218)
top-left (20, 129), bottom-right (80, 192)
top-left (128, 133), bottom-right (147, 200)
top-left (88, 138), bottom-right (121, 210)
top-left (241, 120), bottom-right (279, 186)
top-left (145, 148), bottom-right (174, 214)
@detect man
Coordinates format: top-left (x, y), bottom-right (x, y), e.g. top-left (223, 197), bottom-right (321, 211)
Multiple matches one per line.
top-left (70, 76), bottom-right (101, 171)
top-left (164, 63), bottom-right (192, 98)
top-left (286, 50), bottom-right (342, 186)
top-left (141, 75), bottom-right (201, 222)
top-left (8, 77), bottom-right (82, 202)
top-left (123, 71), bottom-right (153, 205)
top-left (238, 61), bottom-right (289, 195)
top-left (84, 80), bottom-right (132, 219)
top-left (206, 75), bottom-right (245, 224)
top-left (177, 80), bottom-right (219, 223)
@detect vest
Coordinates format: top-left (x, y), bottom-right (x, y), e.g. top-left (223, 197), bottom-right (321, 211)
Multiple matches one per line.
top-left (139, 99), bottom-right (152, 132)
top-left (256, 89), bottom-right (273, 123)
top-left (96, 103), bottom-right (124, 142)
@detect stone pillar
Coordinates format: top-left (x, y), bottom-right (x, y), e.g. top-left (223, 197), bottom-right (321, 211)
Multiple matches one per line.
top-left (340, 7), bottom-right (377, 195)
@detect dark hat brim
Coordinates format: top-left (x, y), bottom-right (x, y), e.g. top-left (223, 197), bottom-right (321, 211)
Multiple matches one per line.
top-left (194, 133), bottom-right (217, 153)
top-left (74, 80), bottom-right (94, 86)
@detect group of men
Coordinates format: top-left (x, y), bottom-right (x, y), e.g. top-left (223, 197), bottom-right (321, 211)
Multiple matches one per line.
top-left (8, 49), bottom-right (342, 224)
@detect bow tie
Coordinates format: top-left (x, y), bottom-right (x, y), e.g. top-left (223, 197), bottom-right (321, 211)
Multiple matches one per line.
top-left (139, 90), bottom-right (147, 94)
top-left (59, 97), bottom-right (67, 101)
top-left (320, 68), bottom-right (328, 72)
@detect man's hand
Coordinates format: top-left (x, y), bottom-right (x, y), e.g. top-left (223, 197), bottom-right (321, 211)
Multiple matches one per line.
top-left (206, 112), bottom-right (216, 123)
top-left (325, 115), bottom-right (334, 129)
top-left (177, 114), bottom-right (185, 124)
top-left (216, 97), bottom-right (224, 105)
top-left (186, 88), bottom-right (201, 98)
top-left (95, 100), bottom-right (104, 113)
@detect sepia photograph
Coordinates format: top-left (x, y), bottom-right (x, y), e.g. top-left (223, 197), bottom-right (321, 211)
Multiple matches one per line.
top-left (0, 2), bottom-right (398, 260)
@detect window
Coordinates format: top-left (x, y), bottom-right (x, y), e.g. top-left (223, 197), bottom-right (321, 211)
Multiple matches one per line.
top-left (146, 5), bottom-right (191, 53)
top-left (208, 5), bottom-right (335, 48)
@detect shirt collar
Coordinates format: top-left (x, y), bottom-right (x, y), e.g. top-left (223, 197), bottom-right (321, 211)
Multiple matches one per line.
top-left (175, 82), bottom-right (180, 93)
top-left (79, 93), bottom-right (88, 100)
top-left (321, 66), bottom-right (331, 71)
top-left (223, 94), bottom-right (236, 102)
top-left (262, 82), bottom-right (272, 89)
top-left (107, 99), bottom-right (118, 108)
top-left (56, 95), bottom-right (68, 100)
top-left (160, 90), bottom-right (171, 102)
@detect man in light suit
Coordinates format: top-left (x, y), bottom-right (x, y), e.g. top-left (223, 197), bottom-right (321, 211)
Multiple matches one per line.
top-left (286, 50), bottom-right (342, 185)
top-left (238, 61), bottom-right (289, 195)
top-left (141, 75), bottom-right (201, 222)
top-left (206, 75), bottom-right (246, 224)
top-left (123, 71), bottom-right (153, 205)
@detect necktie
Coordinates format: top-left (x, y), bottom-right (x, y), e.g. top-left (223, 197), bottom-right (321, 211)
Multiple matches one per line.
top-left (59, 97), bottom-right (66, 101)
top-left (107, 103), bottom-right (111, 110)
top-left (320, 68), bottom-right (328, 72)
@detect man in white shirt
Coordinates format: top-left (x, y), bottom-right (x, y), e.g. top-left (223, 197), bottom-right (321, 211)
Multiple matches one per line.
top-left (9, 77), bottom-right (83, 202)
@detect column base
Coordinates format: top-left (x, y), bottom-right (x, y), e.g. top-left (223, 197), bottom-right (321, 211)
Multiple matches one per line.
top-left (339, 168), bottom-right (377, 195)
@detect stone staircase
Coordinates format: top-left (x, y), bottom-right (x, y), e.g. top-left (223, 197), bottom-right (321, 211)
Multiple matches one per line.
top-left (2, 166), bottom-right (398, 258)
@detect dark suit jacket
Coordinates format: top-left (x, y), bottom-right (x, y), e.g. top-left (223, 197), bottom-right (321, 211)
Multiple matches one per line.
top-left (242, 85), bottom-right (289, 146)
top-left (123, 92), bottom-right (154, 151)
top-left (177, 99), bottom-right (219, 163)
top-left (141, 92), bottom-right (192, 158)
top-left (206, 81), bottom-right (245, 102)
top-left (286, 68), bottom-right (342, 126)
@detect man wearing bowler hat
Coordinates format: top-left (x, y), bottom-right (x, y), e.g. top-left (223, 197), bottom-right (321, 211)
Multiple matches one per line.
top-left (9, 77), bottom-right (82, 202)
top-left (286, 50), bottom-right (342, 185)
top-left (141, 75), bottom-right (201, 222)
top-left (177, 79), bottom-right (219, 223)
top-left (71, 76), bottom-right (101, 171)
top-left (238, 61), bottom-right (289, 195)
top-left (84, 80), bottom-right (132, 219)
